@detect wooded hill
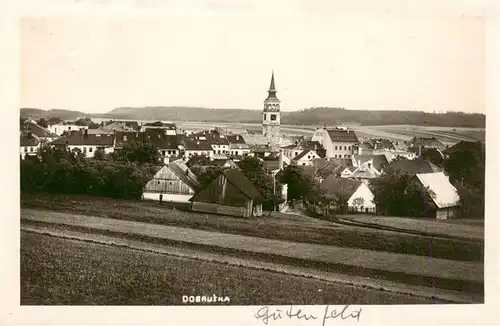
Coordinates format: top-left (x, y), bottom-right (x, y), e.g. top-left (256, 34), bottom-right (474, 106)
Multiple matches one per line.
top-left (20, 106), bottom-right (486, 128)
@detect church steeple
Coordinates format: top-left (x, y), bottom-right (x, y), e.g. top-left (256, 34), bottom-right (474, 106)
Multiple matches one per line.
top-left (267, 71), bottom-right (278, 100)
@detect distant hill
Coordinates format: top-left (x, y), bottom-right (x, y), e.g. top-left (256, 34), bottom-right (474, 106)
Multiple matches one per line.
top-left (282, 107), bottom-right (486, 128)
top-left (105, 106), bottom-right (261, 122)
top-left (20, 108), bottom-right (88, 120)
top-left (20, 106), bottom-right (486, 128)
top-left (107, 106), bottom-right (486, 128)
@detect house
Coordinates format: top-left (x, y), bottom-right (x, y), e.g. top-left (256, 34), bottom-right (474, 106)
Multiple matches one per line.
top-left (292, 149), bottom-right (322, 166)
top-left (320, 175), bottom-right (376, 213)
top-left (408, 137), bottom-right (447, 152)
top-left (48, 122), bottom-right (88, 137)
top-left (191, 169), bottom-right (264, 217)
top-left (142, 160), bottom-right (200, 203)
top-left (351, 155), bottom-right (389, 172)
top-left (348, 161), bottom-right (381, 185)
top-left (311, 127), bottom-right (359, 159)
top-left (141, 121), bottom-right (177, 135)
top-left (183, 138), bottom-right (214, 160)
top-left (20, 132), bottom-right (41, 159)
top-left (227, 134), bottom-right (252, 156)
top-left (95, 121), bottom-right (136, 133)
top-left (386, 158), bottom-right (443, 176)
top-left (282, 140), bottom-right (325, 159)
top-left (415, 172), bottom-right (460, 219)
top-left (48, 130), bottom-right (115, 157)
top-left (23, 121), bottom-right (59, 142)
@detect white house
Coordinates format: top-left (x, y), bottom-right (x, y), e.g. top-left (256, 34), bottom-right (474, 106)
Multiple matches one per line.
top-left (20, 132), bottom-right (41, 159)
top-left (48, 123), bottom-right (88, 136)
top-left (292, 149), bottom-right (321, 166)
top-left (142, 160), bottom-right (200, 203)
top-left (312, 127), bottom-right (359, 159)
top-left (183, 139), bottom-right (214, 160)
top-left (48, 130), bottom-right (115, 158)
top-left (415, 172), bottom-right (461, 220)
top-left (320, 175), bottom-right (376, 213)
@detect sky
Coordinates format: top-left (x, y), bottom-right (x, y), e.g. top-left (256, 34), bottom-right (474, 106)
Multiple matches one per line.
top-left (20, 1), bottom-right (486, 114)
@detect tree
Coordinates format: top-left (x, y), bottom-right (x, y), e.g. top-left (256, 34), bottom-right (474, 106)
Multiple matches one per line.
top-left (237, 156), bottom-right (283, 209)
top-left (36, 118), bottom-right (48, 128)
top-left (187, 154), bottom-right (212, 168)
top-left (279, 165), bottom-right (317, 201)
top-left (370, 168), bottom-right (434, 217)
top-left (113, 142), bottom-right (160, 164)
top-left (444, 143), bottom-right (484, 191)
top-left (421, 148), bottom-right (444, 166)
top-left (47, 117), bottom-right (62, 125)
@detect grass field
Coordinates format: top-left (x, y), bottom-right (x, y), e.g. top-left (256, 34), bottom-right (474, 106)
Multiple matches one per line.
top-left (341, 215), bottom-right (484, 241)
top-left (21, 232), bottom-right (441, 305)
top-left (21, 194), bottom-right (484, 262)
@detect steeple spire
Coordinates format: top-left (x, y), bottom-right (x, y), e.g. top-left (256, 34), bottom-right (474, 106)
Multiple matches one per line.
top-left (267, 71), bottom-right (278, 100)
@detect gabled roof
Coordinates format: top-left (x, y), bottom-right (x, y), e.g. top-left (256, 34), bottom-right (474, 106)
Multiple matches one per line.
top-left (101, 122), bottom-right (135, 132)
top-left (416, 172), bottom-right (460, 208)
top-left (369, 138), bottom-right (396, 150)
top-left (184, 138), bottom-right (213, 151)
top-left (116, 121), bottom-right (140, 131)
top-left (20, 133), bottom-right (40, 146)
top-left (387, 158), bottom-right (443, 175)
top-left (327, 129), bottom-right (359, 143)
top-left (168, 160), bottom-right (201, 190)
top-left (410, 137), bottom-right (446, 149)
top-left (23, 122), bottom-right (58, 138)
top-left (349, 164), bottom-right (381, 179)
top-left (49, 133), bottom-right (114, 146)
top-left (320, 175), bottom-right (362, 201)
top-left (223, 169), bottom-right (263, 200)
top-left (226, 134), bottom-right (246, 144)
top-left (293, 150), bottom-right (316, 161)
top-left (353, 154), bottom-right (389, 171)
top-left (144, 121), bottom-right (176, 129)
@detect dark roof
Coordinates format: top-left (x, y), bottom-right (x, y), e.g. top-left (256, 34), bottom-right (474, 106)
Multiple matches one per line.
top-left (223, 169), bottom-right (263, 200)
top-left (327, 158), bottom-right (353, 168)
top-left (49, 133), bottom-right (114, 146)
top-left (114, 131), bottom-right (144, 148)
top-left (144, 121), bottom-right (176, 129)
top-left (369, 138), bottom-right (395, 150)
top-left (387, 158), bottom-right (443, 175)
top-left (311, 158), bottom-right (347, 178)
top-left (151, 135), bottom-right (180, 149)
top-left (327, 129), bottom-right (359, 143)
top-left (293, 150), bottom-right (314, 161)
top-left (116, 121), bottom-right (140, 131)
top-left (184, 138), bottom-right (213, 151)
top-left (226, 135), bottom-right (246, 144)
top-left (20, 133), bottom-right (39, 146)
top-left (353, 154), bottom-right (389, 171)
top-left (410, 137), bottom-right (446, 150)
top-left (23, 122), bottom-right (58, 138)
top-left (320, 175), bottom-right (362, 201)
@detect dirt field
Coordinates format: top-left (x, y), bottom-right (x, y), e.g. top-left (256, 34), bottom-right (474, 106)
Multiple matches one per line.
top-left (21, 194), bottom-right (484, 261)
top-left (21, 232), bottom-right (441, 305)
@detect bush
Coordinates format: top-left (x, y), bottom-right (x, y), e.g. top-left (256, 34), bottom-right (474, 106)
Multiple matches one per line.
top-left (20, 146), bottom-right (158, 200)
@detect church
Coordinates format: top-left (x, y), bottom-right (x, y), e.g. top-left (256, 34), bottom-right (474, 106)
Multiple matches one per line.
top-left (262, 71), bottom-right (281, 148)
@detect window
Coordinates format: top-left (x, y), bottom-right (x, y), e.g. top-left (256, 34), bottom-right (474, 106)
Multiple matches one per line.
top-left (83, 147), bottom-right (87, 152)
top-left (162, 150), bottom-right (166, 156)
top-left (335, 146), bottom-right (338, 150)
top-left (295, 152), bottom-right (299, 156)
top-left (264, 114), bottom-right (267, 120)
top-left (123, 135), bottom-right (127, 141)
top-left (24, 147), bottom-right (27, 152)
top-left (348, 146), bottom-right (351, 151)
top-left (30, 147), bottom-right (33, 152)
top-left (89, 147), bottom-right (93, 152)
top-left (344, 146), bottom-right (347, 150)
top-left (302, 163), bottom-right (306, 166)
top-left (270, 114), bottom-right (277, 121)
top-left (307, 155), bottom-right (311, 159)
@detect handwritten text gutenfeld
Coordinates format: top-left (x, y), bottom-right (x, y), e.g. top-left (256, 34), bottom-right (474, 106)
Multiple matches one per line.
top-left (254, 305), bottom-right (362, 325)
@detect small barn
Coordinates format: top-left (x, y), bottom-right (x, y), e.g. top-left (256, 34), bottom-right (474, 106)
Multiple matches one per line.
top-left (142, 160), bottom-right (200, 204)
top-left (320, 175), bottom-right (376, 214)
top-left (415, 172), bottom-right (461, 220)
top-left (191, 169), bottom-right (264, 217)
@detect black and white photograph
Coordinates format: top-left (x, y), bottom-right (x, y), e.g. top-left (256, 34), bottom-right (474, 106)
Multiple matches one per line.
top-left (2, 0), bottom-right (499, 325)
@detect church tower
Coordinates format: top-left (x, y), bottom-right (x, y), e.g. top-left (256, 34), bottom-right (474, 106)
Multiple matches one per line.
top-left (262, 71), bottom-right (281, 147)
